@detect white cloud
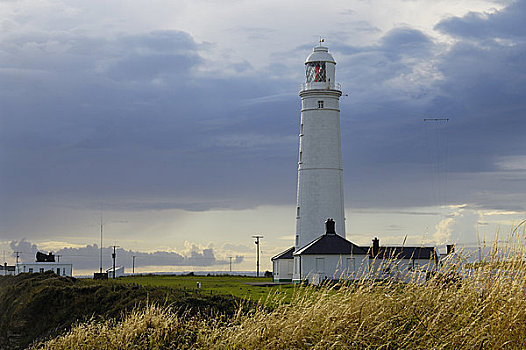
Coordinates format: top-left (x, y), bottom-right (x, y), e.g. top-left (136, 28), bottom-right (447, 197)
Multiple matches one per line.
top-left (432, 216), bottom-right (455, 244)
top-left (495, 156), bottom-right (526, 171)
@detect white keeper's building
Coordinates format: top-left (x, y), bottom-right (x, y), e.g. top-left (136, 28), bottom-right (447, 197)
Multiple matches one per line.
top-left (17, 262), bottom-right (73, 276)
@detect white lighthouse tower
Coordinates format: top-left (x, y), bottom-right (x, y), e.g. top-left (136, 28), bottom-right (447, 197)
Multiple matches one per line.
top-left (294, 45), bottom-right (345, 251)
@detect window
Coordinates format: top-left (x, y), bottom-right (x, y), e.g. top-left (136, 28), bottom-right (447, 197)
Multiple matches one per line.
top-left (63, 268), bottom-right (66, 275)
top-left (300, 123), bottom-right (304, 135)
top-left (28, 268), bottom-right (33, 273)
top-left (299, 151), bottom-right (302, 163)
top-left (295, 235), bottom-right (299, 246)
top-left (316, 258), bottom-right (325, 273)
top-left (39, 268), bottom-right (44, 273)
top-left (296, 206), bottom-right (300, 218)
top-left (306, 62), bottom-right (326, 82)
top-left (318, 100), bottom-right (324, 108)
top-left (57, 268), bottom-right (60, 275)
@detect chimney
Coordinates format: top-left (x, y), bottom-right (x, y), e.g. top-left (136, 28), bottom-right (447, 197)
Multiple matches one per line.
top-left (325, 218), bottom-right (336, 235)
top-left (446, 244), bottom-right (455, 255)
top-left (372, 237), bottom-right (379, 256)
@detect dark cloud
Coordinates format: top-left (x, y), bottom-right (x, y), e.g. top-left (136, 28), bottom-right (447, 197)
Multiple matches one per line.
top-left (1, 1), bottom-right (526, 244)
top-left (9, 239), bottom-right (38, 262)
top-left (435, 1), bottom-right (526, 39)
top-left (0, 28), bottom-right (298, 226)
top-left (380, 27), bottom-right (432, 57)
top-left (329, 2), bottom-right (526, 210)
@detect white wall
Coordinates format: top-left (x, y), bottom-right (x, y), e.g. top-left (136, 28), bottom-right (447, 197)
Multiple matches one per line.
top-left (273, 258), bottom-right (293, 282)
top-left (294, 254), bottom-right (369, 283)
top-left (17, 262), bottom-right (73, 276)
top-left (295, 92), bottom-right (345, 250)
top-left (293, 255), bottom-right (437, 284)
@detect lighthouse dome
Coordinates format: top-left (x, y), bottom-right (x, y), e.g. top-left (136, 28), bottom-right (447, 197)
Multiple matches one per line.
top-left (305, 46), bottom-right (336, 64)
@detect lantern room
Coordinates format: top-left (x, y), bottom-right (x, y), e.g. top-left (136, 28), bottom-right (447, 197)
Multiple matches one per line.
top-left (303, 46), bottom-right (338, 91)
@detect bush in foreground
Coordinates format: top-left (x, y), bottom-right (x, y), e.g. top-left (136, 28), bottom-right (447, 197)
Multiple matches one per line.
top-left (0, 273), bottom-right (240, 350)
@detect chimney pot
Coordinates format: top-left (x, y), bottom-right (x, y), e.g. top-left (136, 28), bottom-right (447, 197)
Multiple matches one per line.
top-left (372, 237), bottom-right (380, 256)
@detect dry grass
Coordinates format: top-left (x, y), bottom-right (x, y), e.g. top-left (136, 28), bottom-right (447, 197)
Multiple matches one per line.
top-left (35, 304), bottom-right (200, 350)
top-left (35, 224), bottom-right (526, 349)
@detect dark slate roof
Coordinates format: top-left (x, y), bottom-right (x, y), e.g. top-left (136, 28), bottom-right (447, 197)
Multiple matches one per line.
top-left (294, 234), bottom-right (368, 256)
top-left (362, 246), bottom-right (438, 260)
top-left (271, 247), bottom-right (294, 260)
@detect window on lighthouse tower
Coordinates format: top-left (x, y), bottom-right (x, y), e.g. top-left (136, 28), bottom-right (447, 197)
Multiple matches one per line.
top-left (318, 100), bottom-right (324, 108)
top-left (306, 62), bottom-right (326, 82)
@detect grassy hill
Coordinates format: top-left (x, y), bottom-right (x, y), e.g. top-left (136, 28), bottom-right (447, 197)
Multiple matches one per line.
top-left (8, 233), bottom-right (526, 349)
top-left (34, 264), bottom-right (526, 349)
top-left (31, 237), bottom-right (526, 349)
top-left (0, 272), bottom-right (242, 350)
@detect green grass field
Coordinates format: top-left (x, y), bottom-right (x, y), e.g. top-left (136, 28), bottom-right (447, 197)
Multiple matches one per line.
top-left (118, 274), bottom-right (296, 302)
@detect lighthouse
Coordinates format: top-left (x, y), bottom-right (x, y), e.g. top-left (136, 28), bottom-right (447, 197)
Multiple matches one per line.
top-left (294, 45), bottom-right (345, 251)
top-left (271, 45), bottom-right (440, 284)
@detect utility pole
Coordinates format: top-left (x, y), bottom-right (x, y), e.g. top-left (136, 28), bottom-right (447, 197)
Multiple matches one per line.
top-left (228, 256), bottom-right (233, 273)
top-left (132, 256), bottom-right (136, 274)
top-left (112, 245), bottom-right (119, 278)
top-left (252, 235), bottom-right (263, 277)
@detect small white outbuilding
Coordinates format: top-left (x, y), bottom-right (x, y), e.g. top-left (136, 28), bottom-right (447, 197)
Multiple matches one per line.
top-left (106, 266), bottom-right (125, 278)
top-left (271, 247), bottom-right (294, 282)
top-left (0, 263), bottom-right (15, 276)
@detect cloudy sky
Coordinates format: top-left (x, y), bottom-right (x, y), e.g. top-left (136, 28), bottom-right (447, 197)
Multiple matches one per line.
top-left (1, 0), bottom-right (525, 274)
